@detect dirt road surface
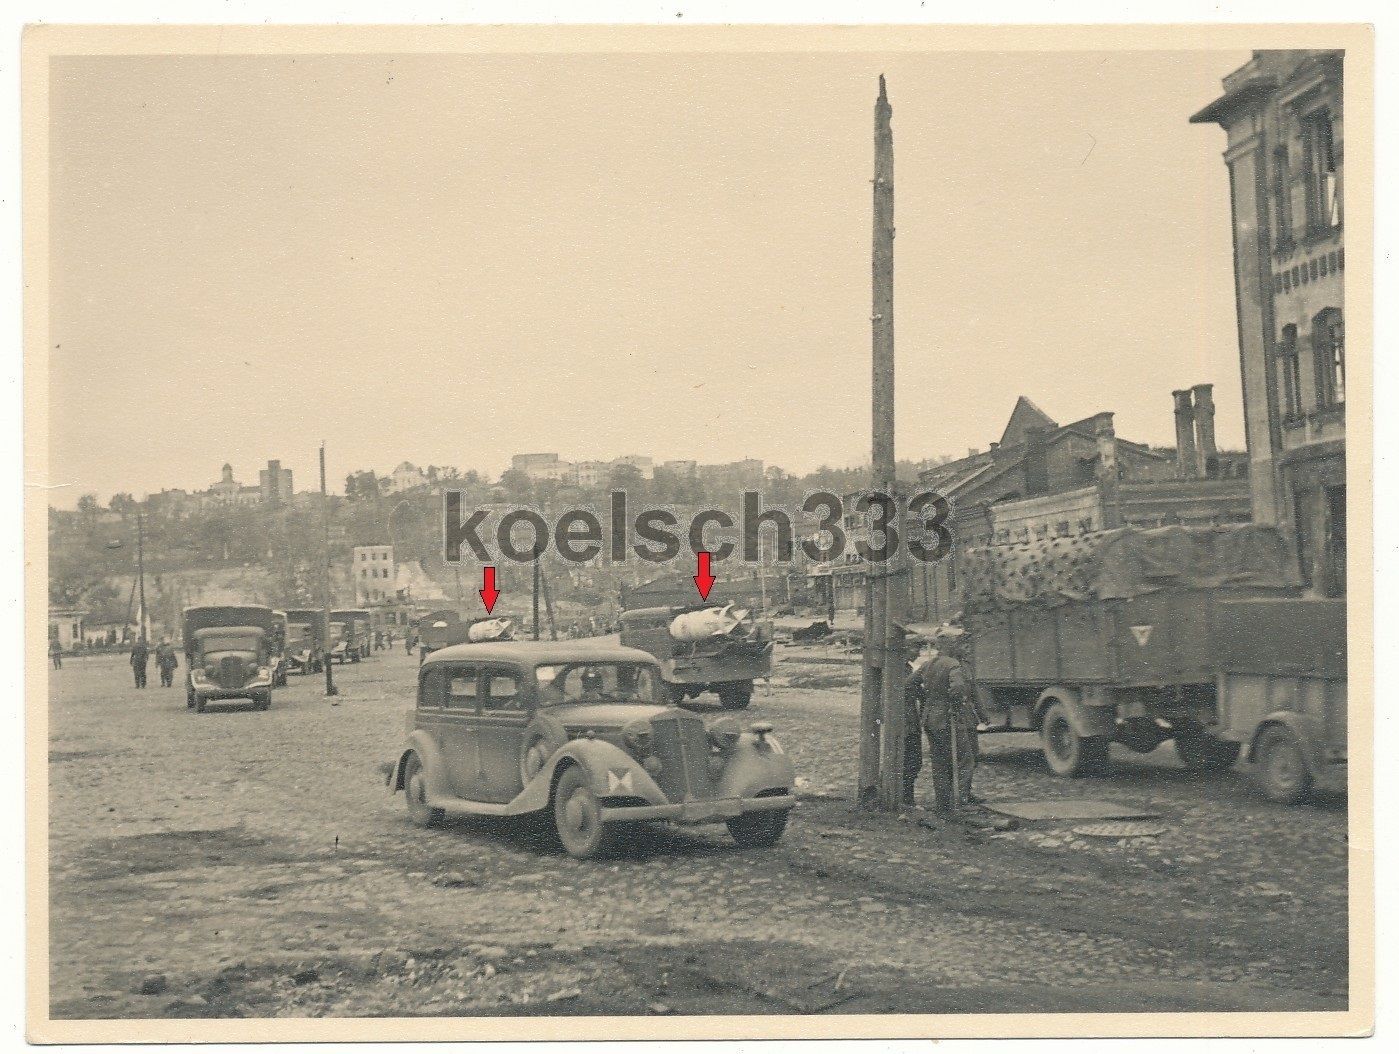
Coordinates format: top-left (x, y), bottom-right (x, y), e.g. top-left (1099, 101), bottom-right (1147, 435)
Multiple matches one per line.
top-left (46, 647), bottom-right (1348, 1019)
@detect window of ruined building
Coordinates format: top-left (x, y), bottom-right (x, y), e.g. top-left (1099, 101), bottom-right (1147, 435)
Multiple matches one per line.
top-left (1271, 145), bottom-right (1294, 251)
top-left (1301, 107), bottom-right (1341, 235)
top-left (1312, 308), bottom-right (1344, 407)
top-left (1277, 324), bottom-right (1302, 418)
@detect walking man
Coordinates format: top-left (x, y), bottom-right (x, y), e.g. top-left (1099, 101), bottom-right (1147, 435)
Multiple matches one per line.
top-left (155, 638), bottom-right (179, 688)
top-left (129, 639), bottom-right (149, 689)
top-left (50, 638), bottom-right (62, 670)
top-left (919, 633), bottom-right (978, 815)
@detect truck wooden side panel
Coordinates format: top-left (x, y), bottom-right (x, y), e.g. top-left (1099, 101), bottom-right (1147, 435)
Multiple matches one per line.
top-left (970, 589), bottom-right (1282, 689)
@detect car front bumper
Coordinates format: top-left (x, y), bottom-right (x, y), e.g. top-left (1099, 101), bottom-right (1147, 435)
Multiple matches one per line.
top-left (192, 680), bottom-right (272, 698)
top-left (599, 793), bottom-right (796, 825)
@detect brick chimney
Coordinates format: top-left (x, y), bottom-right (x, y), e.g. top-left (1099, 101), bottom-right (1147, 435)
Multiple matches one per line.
top-left (1023, 426), bottom-right (1049, 496)
top-left (1192, 383), bottom-right (1218, 478)
top-left (1172, 390), bottom-right (1198, 479)
top-left (1094, 412), bottom-right (1122, 528)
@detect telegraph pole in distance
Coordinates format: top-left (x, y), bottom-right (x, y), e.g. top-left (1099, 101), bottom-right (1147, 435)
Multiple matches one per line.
top-left (320, 442), bottom-right (338, 697)
top-left (859, 75), bottom-right (908, 810)
top-left (136, 508), bottom-right (148, 645)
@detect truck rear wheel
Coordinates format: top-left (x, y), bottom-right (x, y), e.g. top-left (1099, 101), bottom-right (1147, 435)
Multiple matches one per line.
top-left (718, 682), bottom-right (753, 711)
top-left (1255, 726), bottom-right (1313, 804)
top-left (1040, 699), bottom-right (1108, 777)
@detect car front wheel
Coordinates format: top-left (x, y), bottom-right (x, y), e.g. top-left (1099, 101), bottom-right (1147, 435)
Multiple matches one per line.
top-left (553, 766), bottom-right (618, 859)
top-left (403, 753), bottom-right (444, 828)
top-left (727, 809), bottom-right (789, 848)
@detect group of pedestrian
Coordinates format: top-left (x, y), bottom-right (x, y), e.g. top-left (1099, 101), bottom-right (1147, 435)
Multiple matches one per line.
top-left (903, 631), bottom-right (981, 817)
top-left (128, 638), bottom-right (180, 688)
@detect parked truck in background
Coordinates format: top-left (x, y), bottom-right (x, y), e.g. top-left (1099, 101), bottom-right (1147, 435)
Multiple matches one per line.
top-left (962, 524), bottom-right (1343, 801)
top-left (182, 605), bottom-right (278, 713)
top-left (284, 608), bottom-right (324, 674)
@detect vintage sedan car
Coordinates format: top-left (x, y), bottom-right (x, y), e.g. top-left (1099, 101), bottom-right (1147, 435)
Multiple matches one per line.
top-left (388, 641), bottom-right (796, 858)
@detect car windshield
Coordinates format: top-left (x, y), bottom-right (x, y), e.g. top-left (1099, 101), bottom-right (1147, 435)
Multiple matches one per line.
top-left (535, 662), bottom-right (661, 706)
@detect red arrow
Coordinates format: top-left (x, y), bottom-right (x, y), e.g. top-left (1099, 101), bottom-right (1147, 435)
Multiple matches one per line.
top-left (693, 551), bottom-right (715, 600)
top-left (480, 566), bottom-right (500, 613)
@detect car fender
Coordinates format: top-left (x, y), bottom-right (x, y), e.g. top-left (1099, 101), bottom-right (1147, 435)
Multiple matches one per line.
top-left (713, 733), bottom-right (795, 799)
top-left (390, 729), bottom-right (450, 801)
top-left (512, 738), bottom-right (668, 813)
top-left (1248, 710), bottom-right (1325, 777)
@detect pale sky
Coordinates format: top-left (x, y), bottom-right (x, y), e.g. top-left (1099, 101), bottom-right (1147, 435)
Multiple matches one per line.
top-left (47, 49), bottom-right (1250, 506)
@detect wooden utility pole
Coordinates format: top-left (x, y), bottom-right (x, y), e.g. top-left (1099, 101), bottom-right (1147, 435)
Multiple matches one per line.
top-left (540, 562), bottom-right (558, 641)
top-left (135, 509), bottom-right (148, 645)
top-left (532, 559), bottom-right (541, 640)
top-left (320, 442), bottom-right (338, 697)
top-left (859, 75), bottom-right (908, 810)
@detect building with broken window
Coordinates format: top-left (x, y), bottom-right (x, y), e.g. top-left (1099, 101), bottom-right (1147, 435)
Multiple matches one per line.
top-left (1192, 50), bottom-right (1345, 596)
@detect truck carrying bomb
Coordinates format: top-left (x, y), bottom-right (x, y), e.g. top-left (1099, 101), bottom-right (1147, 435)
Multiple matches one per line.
top-left (961, 522), bottom-right (1346, 801)
top-left (620, 603), bottom-right (774, 710)
top-left (417, 609), bottom-right (516, 662)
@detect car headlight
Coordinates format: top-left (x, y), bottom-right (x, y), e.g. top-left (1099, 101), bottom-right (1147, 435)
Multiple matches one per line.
top-left (707, 716), bottom-right (742, 752)
top-left (621, 718), bottom-right (653, 758)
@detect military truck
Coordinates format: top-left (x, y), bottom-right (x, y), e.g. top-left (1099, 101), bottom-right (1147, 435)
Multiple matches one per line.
top-left (344, 609), bottom-right (374, 659)
top-left (328, 609), bottom-right (371, 664)
top-left (183, 605), bottom-right (278, 713)
top-left (962, 523), bottom-right (1326, 789)
top-left (619, 603), bottom-right (774, 710)
top-left (284, 608), bottom-right (324, 674)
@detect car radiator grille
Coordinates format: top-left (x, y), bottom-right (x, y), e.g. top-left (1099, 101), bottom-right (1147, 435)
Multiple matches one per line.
top-left (217, 656), bottom-right (249, 690)
top-left (649, 712), bottom-right (715, 803)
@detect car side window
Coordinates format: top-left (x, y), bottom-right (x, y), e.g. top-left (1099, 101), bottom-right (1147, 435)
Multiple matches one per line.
top-left (483, 670), bottom-right (524, 713)
top-left (446, 666), bottom-right (479, 709)
top-left (418, 668), bottom-right (445, 709)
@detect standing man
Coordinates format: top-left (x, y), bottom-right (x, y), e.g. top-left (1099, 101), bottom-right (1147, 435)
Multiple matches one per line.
top-left (129, 638), bottom-right (150, 689)
top-left (155, 638), bottom-right (179, 687)
top-left (920, 632), bottom-right (978, 815)
top-left (50, 637), bottom-right (63, 670)
top-left (901, 653), bottom-right (927, 806)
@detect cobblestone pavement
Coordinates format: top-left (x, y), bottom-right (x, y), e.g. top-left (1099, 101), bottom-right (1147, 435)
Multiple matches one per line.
top-left (46, 647), bottom-right (1348, 1019)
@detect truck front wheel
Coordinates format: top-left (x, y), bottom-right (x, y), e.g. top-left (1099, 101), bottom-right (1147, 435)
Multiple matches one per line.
top-left (1255, 726), bottom-right (1313, 804)
top-left (1040, 699), bottom-right (1108, 777)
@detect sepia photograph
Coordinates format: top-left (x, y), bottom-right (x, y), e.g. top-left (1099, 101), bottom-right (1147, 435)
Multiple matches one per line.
top-left (22, 20), bottom-right (1372, 1042)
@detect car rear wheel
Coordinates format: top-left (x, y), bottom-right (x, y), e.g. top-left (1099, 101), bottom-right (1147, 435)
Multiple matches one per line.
top-left (553, 766), bottom-right (618, 859)
top-left (718, 682), bottom-right (753, 711)
top-left (727, 809), bottom-right (789, 848)
top-left (403, 753), bottom-right (444, 827)
top-left (1255, 726), bottom-right (1313, 804)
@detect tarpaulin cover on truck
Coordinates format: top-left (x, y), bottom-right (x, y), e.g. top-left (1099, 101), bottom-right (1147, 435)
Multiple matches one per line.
top-left (962, 524), bottom-right (1296, 611)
